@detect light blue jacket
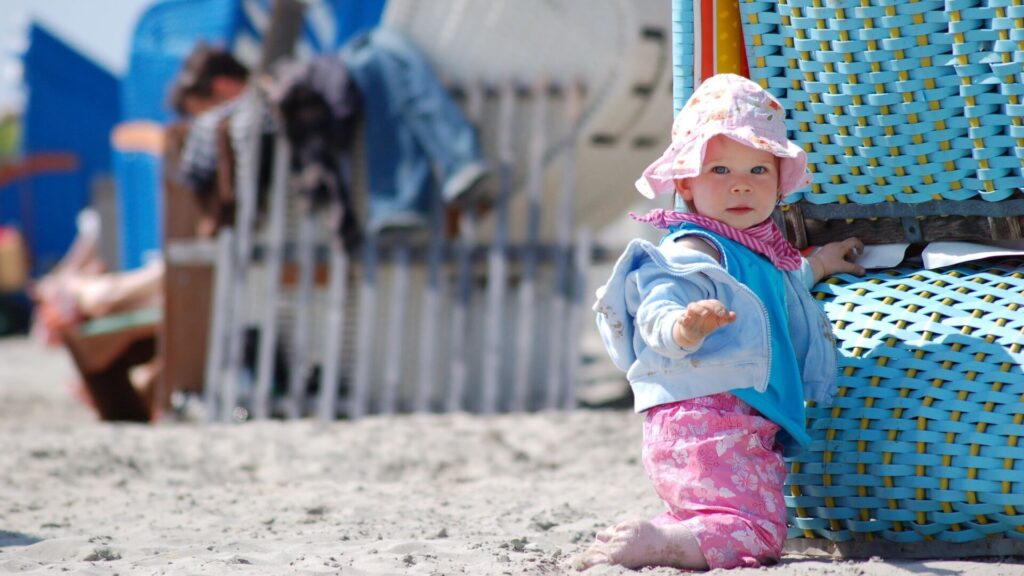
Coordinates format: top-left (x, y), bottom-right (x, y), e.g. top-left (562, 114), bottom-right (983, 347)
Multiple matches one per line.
top-left (594, 237), bottom-right (839, 413)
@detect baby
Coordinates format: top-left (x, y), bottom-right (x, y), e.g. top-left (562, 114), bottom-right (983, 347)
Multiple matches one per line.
top-left (578, 74), bottom-right (864, 571)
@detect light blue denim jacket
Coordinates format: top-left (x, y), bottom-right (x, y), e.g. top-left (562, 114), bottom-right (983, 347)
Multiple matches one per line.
top-left (593, 236), bottom-right (839, 413)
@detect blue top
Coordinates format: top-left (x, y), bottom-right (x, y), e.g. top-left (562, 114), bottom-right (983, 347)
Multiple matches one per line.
top-left (593, 227), bottom-right (839, 453)
top-left (667, 224), bottom-right (808, 449)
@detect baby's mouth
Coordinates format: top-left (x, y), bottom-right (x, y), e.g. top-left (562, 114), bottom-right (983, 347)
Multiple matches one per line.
top-left (727, 206), bottom-right (752, 213)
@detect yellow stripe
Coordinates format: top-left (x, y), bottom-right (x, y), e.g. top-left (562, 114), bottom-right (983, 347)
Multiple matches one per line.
top-left (716, 0), bottom-right (745, 74)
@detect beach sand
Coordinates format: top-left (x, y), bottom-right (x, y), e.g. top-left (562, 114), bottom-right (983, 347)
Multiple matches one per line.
top-left (1, 337), bottom-right (1022, 575)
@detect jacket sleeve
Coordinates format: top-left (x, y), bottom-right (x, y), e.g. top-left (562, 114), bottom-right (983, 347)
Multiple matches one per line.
top-left (634, 267), bottom-right (704, 358)
top-left (593, 240), bottom-right (715, 372)
top-left (798, 257), bottom-right (816, 290)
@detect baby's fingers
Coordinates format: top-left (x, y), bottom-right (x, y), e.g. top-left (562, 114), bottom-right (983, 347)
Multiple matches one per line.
top-left (840, 237), bottom-right (864, 257)
top-left (673, 301), bottom-right (735, 348)
top-left (838, 239), bottom-right (867, 275)
top-left (837, 259), bottom-right (866, 276)
top-left (688, 300), bottom-right (736, 331)
top-left (689, 299), bottom-right (724, 314)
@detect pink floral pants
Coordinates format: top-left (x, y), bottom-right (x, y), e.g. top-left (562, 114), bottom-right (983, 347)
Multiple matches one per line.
top-left (642, 393), bottom-right (788, 569)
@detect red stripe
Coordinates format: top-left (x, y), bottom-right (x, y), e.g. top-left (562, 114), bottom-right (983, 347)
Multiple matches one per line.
top-left (738, 4), bottom-right (750, 78)
top-left (701, 0), bottom-right (715, 83)
top-left (0, 153), bottom-right (80, 188)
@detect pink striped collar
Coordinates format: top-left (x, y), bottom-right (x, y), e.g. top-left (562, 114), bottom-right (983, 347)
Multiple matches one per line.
top-left (630, 209), bottom-right (803, 271)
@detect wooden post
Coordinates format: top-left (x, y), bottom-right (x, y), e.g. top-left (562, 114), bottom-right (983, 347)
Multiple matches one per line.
top-left (258, 0), bottom-right (305, 72)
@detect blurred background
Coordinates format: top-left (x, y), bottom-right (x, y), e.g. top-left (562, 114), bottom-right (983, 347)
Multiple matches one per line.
top-left (0, 0), bottom-right (675, 417)
top-left (0, 1), bottom-right (670, 293)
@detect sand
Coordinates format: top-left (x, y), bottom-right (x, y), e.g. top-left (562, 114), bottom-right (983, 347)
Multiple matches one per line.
top-left (1, 337), bottom-right (1022, 575)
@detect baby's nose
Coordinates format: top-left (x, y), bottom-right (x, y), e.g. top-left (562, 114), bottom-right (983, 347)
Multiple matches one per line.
top-left (730, 178), bottom-right (752, 193)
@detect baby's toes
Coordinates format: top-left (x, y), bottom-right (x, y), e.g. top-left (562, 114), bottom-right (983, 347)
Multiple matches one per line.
top-left (572, 548), bottom-right (611, 571)
top-left (594, 522), bottom-right (622, 543)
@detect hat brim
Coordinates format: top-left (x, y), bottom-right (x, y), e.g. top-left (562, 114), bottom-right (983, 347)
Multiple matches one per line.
top-left (636, 130), bottom-right (811, 199)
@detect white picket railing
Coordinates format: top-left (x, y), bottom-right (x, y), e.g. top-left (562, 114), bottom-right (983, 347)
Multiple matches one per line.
top-left (173, 80), bottom-right (601, 421)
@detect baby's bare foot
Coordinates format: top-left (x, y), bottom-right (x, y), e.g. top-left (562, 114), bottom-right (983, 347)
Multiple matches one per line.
top-left (573, 519), bottom-right (708, 571)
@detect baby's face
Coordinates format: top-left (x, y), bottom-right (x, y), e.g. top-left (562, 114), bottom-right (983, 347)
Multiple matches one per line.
top-left (675, 135), bottom-right (780, 229)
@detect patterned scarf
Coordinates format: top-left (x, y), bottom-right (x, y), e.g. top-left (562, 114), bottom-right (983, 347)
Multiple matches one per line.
top-left (630, 209), bottom-right (803, 271)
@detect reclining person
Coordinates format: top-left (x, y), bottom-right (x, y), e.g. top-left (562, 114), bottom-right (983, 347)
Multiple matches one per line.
top-left (29, 210), bottom-right (163, 346)
top-left (31, 45), bottom-right (250, 344)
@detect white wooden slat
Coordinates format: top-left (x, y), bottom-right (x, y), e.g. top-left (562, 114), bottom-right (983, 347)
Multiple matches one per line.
top-left (481, 81), bottom-right (517, 414)
top-left (349, 235), bottom-right (378, 419)
top-left (221, 95), bottom-right (264, 422)
top-left (197, 76), bottom-right (603, 420)
top-left (285, 208), bottom-right (317, 419)
top-left (512, 80), bottom-right (548, 412)
top-left (446, 81), bottom-right (486, 414)
top-left (446, 210), bottom-right (473, 414)
top-left (203, 228), bottom-right (235, 422)
top-left (381, 244), bottom-right (410, 415)
top-left (564, 226), bottom-right (592, 410)
top-left (545, 81), bottom-right (582, 410)
top-left (317, 234), bottom-right (349, 421)
top-left (415, 184), bottom-right (446, 413)
top-left (252, 134), bottom-right (290, 420)
top-left (319, 156), bottom-right (356, 420)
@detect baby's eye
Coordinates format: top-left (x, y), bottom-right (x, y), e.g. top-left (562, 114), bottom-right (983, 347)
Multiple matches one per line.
top-left (751, 165), bottom-right (770, 175)
top-left (710, 166), bottom-right (729, 175)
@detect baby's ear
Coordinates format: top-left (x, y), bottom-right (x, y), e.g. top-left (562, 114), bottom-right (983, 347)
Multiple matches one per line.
top-left (674, 179), bottom-right (693, 202)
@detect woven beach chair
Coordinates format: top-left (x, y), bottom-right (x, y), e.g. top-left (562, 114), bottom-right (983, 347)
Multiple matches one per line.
top-left (673, 0), bottom-right (1024, 555)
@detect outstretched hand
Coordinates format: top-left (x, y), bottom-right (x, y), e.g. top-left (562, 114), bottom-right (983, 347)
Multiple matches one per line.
top-left (809, 237), bottom-right (866, 282)
top-left (672, 299), bottom-right (736, 349)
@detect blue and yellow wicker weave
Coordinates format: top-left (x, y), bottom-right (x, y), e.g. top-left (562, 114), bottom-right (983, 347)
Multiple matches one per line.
top-left (672, 0), bottom-right (1024, 551)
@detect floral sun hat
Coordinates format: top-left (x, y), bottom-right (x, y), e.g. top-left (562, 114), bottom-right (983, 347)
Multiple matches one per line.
top-left (635, 73), bottom-right (812, 199)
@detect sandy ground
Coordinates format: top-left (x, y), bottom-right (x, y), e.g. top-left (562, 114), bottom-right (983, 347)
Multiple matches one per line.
top-left (2, 337), bottom-right (1023, 575)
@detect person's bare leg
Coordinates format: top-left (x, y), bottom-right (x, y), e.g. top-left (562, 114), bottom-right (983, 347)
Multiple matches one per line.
top-left (574, 518), bottom-right (708, 571)
top-left (30, 209), bottom-right (105, 306)
top-left (75, 260), bottom-right (164, 317)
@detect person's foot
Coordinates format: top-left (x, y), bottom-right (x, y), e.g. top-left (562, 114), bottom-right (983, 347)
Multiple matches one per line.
top-left (573, 519), bottom-right (708, 571)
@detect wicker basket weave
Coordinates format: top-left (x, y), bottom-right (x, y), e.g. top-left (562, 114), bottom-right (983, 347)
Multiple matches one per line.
top-left (672, 0), bottom-right (1024, 545)
top-left (737, 0), bottom-right (1024, 205)
top-left (795, 259), bottom-right (1024, 543)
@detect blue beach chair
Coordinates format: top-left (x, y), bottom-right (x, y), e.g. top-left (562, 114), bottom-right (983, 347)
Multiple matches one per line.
top-left (673, 0), bottom-right (1024, 553)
